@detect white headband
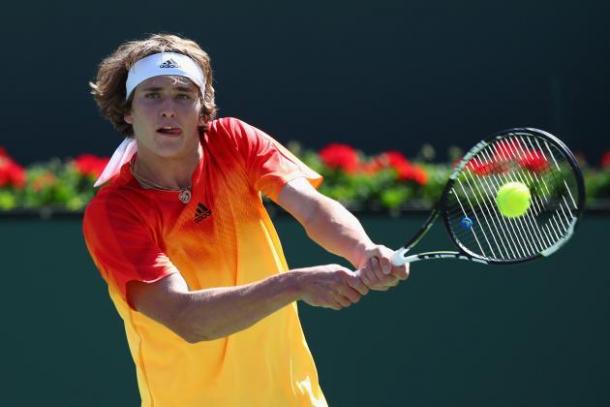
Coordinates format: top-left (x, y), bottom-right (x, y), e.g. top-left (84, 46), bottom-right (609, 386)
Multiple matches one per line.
top-left (125, 52), bottom-right (206, 99)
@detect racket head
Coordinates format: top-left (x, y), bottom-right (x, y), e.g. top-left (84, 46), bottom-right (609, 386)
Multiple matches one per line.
top-left (439, 128), bottom-right (585, 265)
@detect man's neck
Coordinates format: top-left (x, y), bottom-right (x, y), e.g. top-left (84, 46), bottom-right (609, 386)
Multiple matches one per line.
top-left (132, 142), bottom-right (203, 190)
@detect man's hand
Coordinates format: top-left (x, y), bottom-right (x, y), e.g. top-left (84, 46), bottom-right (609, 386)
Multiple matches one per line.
top-left (295, 264), bottom-right (369, 310)
top-left (355, 245), bottom-right (410, 291)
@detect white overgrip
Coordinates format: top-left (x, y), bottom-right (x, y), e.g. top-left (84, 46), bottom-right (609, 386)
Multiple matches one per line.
top-left (391, 248), bottom-right (410, 266)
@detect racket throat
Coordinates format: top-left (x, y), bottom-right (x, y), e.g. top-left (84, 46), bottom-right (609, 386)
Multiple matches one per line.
top-left (400, 209), bottom-right (440, 252)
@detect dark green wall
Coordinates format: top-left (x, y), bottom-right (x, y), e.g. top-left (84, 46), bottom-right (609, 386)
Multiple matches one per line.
top-left (2, 0), bottom-right (609, 164)
top-left (1, 215), bottom-right (608, 406)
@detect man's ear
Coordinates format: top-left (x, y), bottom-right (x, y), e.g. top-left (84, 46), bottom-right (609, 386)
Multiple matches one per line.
top-left (124, 112), bottom-right (133, 125)
top-left (197, 115), bottom-right (206, 126)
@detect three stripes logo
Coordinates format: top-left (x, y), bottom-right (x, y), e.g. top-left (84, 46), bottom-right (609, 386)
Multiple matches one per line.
top-left (159, 58), bottom-right (180, 69)
top-left (194, 202), bottom-right (212, 223)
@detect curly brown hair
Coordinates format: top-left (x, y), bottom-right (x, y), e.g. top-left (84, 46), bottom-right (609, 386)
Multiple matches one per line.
top-left (90, 34), bottom-right (217, 136)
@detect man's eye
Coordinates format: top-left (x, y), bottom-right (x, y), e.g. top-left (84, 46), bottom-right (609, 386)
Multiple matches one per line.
top-left (145, 93), bottom-right (160, 99)
top-left (177, 94), bottom-right (192, 100)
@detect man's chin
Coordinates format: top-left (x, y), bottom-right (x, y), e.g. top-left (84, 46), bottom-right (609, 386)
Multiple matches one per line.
top-left (151, 140), bottom-right (188, 159)
top-left (136, 132), bottom-right (198, 159)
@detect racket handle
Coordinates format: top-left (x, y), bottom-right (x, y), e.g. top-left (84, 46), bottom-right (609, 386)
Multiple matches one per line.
top-left (391, 248), bottom-right (410, 266)
top-left (352, 250), bottom-right (410, 280)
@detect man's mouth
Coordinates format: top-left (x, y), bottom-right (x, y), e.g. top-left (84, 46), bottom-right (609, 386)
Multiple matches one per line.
top-left (157, 126), bottom-right (182, 136)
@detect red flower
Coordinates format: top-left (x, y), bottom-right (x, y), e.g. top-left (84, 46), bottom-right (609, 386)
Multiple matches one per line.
top-left (0, 147), bottom-right (26, 189)
top-left (383, 151), bottom-right (409, 167)
top-left (468, 144), bottom-right (549, 176)
top-left (319, 144), bottom-right (359, 173)
top-left (601, 151), bottom-right (610, 168)
top-left (374, 151), bottom-right (428, 185)
top-left (73, 154), bottom-right (110, 178)
top-left (519, 149), bottom-right (549, 173)
top-left (467, 158), bottom-right (495, 176)
top-left (359, 160), bottom-right (384, 175)
top-left (396, 163), bottom-right (428, 185)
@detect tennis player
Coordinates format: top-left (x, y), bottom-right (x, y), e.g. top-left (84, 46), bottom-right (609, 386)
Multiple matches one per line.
top-left (83, 33), bottom-right (409, 406)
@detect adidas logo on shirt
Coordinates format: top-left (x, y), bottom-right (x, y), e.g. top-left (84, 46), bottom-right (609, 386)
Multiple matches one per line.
top-left (159, 59), bottom-right (180, 69)
top-left (194, 203), bottom-right (212, 223)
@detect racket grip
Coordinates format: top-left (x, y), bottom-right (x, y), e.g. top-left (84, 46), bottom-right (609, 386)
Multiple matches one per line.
top-left (391, 248), bottom-right (410, 266)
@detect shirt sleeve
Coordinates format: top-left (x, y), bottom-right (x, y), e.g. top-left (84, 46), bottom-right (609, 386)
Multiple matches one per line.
top-left (82, 194), bottom-right (178, 309)
top-left (220, 117), bottom-right (323, 201)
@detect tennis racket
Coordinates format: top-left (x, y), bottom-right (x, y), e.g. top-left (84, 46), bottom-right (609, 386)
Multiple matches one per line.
top-left (391, 128), bottom-right (585, 266)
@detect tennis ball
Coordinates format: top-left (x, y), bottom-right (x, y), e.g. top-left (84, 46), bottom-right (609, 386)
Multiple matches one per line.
top-left (496, 182), bottom-right (531, 218)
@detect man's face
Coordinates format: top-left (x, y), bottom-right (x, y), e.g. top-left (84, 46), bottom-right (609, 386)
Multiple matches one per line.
top-left (124, 75), bottom-right (204, 159)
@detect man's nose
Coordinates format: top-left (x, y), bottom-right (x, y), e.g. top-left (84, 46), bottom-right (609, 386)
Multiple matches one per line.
top-left (159, 99), bottom-right (176, 118)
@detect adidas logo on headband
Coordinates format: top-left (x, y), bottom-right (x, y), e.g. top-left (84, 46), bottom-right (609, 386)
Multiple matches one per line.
top-left (159, 58), bottom-right (180, 69)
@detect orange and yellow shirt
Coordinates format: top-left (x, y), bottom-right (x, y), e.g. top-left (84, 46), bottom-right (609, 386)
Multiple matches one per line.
top-left (83, 117), bottom-right (327, 406)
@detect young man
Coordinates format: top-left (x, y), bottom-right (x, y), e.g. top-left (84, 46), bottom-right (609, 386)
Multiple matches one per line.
top-left (84, 34), bottom-right (409, 406)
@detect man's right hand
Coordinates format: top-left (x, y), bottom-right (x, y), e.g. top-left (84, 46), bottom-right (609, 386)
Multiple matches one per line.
top-left (293, 264), bottom-right (369, 310)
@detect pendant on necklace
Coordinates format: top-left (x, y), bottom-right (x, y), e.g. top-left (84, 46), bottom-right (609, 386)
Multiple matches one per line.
top-left (179, 189), bottom-right (192, 204)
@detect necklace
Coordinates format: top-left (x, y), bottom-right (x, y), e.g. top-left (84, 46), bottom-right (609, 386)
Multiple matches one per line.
top-left (130, 162), bottom-right (192, 204)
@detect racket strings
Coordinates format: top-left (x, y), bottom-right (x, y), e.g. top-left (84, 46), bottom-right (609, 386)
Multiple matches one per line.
top-left (510, 137), bottom-right (576, 241)
top-left (483, 140), bottom-right (556, 256)
top-left (446, 133), bottom-right (581, 262)
top-left (517, 137), bottom-right (578, 237)
top-left (497, 137), bottom-right (575, 254)
top-left (490, 138), bottom-right (572, 257)
top-left (455, 142), bottom-right (536, 260)
top-left (483, 140), bottom-right (551, 255)
top-left (456, 163), bottom-right (529, 259)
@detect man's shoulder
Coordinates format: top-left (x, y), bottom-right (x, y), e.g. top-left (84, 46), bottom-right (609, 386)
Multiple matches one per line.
top-left (205, 117), bottom-right (254, 155)
top-left (207, 117), bottom-right (271, 151)
top-left (84, 182), bottom-right (140, 225)
top-left (208, 117), bottom-right (264, 141)
top-left (208, 116), bottom-right (246, 133)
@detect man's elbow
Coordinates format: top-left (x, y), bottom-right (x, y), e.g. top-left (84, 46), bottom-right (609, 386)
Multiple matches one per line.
top-left (177, 328), bottom-right (211, 344)
top-left (127, 277), bottom-right (218, 343)
top-left (171, 322), bottom-right (210, 344)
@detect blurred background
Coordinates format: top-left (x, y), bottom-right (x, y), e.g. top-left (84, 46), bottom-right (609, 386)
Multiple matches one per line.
top-left (1, 0), bottom-right (609, 406)
top-left (1, 0), bottom-right (609, 164)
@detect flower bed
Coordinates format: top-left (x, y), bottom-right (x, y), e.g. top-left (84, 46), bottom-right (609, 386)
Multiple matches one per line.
top-left (0, 149), bottom-right (108, 212)
top-left (1, 144), bottom-right (609, 214)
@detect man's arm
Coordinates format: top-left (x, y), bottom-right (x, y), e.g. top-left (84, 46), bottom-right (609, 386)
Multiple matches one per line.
top-left (276, 177), bottom-right (410, 290)
top-left (128, 263), bottom-right (368, 343)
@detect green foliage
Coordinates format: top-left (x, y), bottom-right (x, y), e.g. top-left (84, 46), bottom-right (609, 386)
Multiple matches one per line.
top-left (0, 159), bottom-right (96, 212)
top-left (0, 190), bottom-right (17, 210)
top-left (1, 145), bottom-right (609, 214)
top-left (584, 167), bottom-right (610, 204)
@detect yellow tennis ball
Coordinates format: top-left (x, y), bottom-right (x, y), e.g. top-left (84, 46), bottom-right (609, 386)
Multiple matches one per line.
top-left (496, 182), bottom-right (531, 218)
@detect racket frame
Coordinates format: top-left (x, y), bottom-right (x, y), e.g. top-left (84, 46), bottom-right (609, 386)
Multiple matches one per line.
top-left (391, 128), bottom-right (585, 267)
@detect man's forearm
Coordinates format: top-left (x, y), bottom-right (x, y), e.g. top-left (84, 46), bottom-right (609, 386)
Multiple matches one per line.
top-left (177, 271), bottom-right (302, 342)
top-left (302, 195), bottom-right (374, 268)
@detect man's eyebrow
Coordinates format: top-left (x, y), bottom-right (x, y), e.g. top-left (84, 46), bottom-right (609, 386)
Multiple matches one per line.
top-left (175, 85), bottom-right (197, 92)
top-left (140, 86), bottom-right (196, 92)
top-left (141, 86), bottom-right (163, 92)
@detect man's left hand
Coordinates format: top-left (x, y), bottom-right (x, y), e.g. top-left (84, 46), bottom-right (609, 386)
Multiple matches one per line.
top-left (355, 245), bottom-right (410, 291)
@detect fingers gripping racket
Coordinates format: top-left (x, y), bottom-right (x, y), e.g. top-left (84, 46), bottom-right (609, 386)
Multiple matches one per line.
top-left (391, 128), bottom-right (585, 267)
